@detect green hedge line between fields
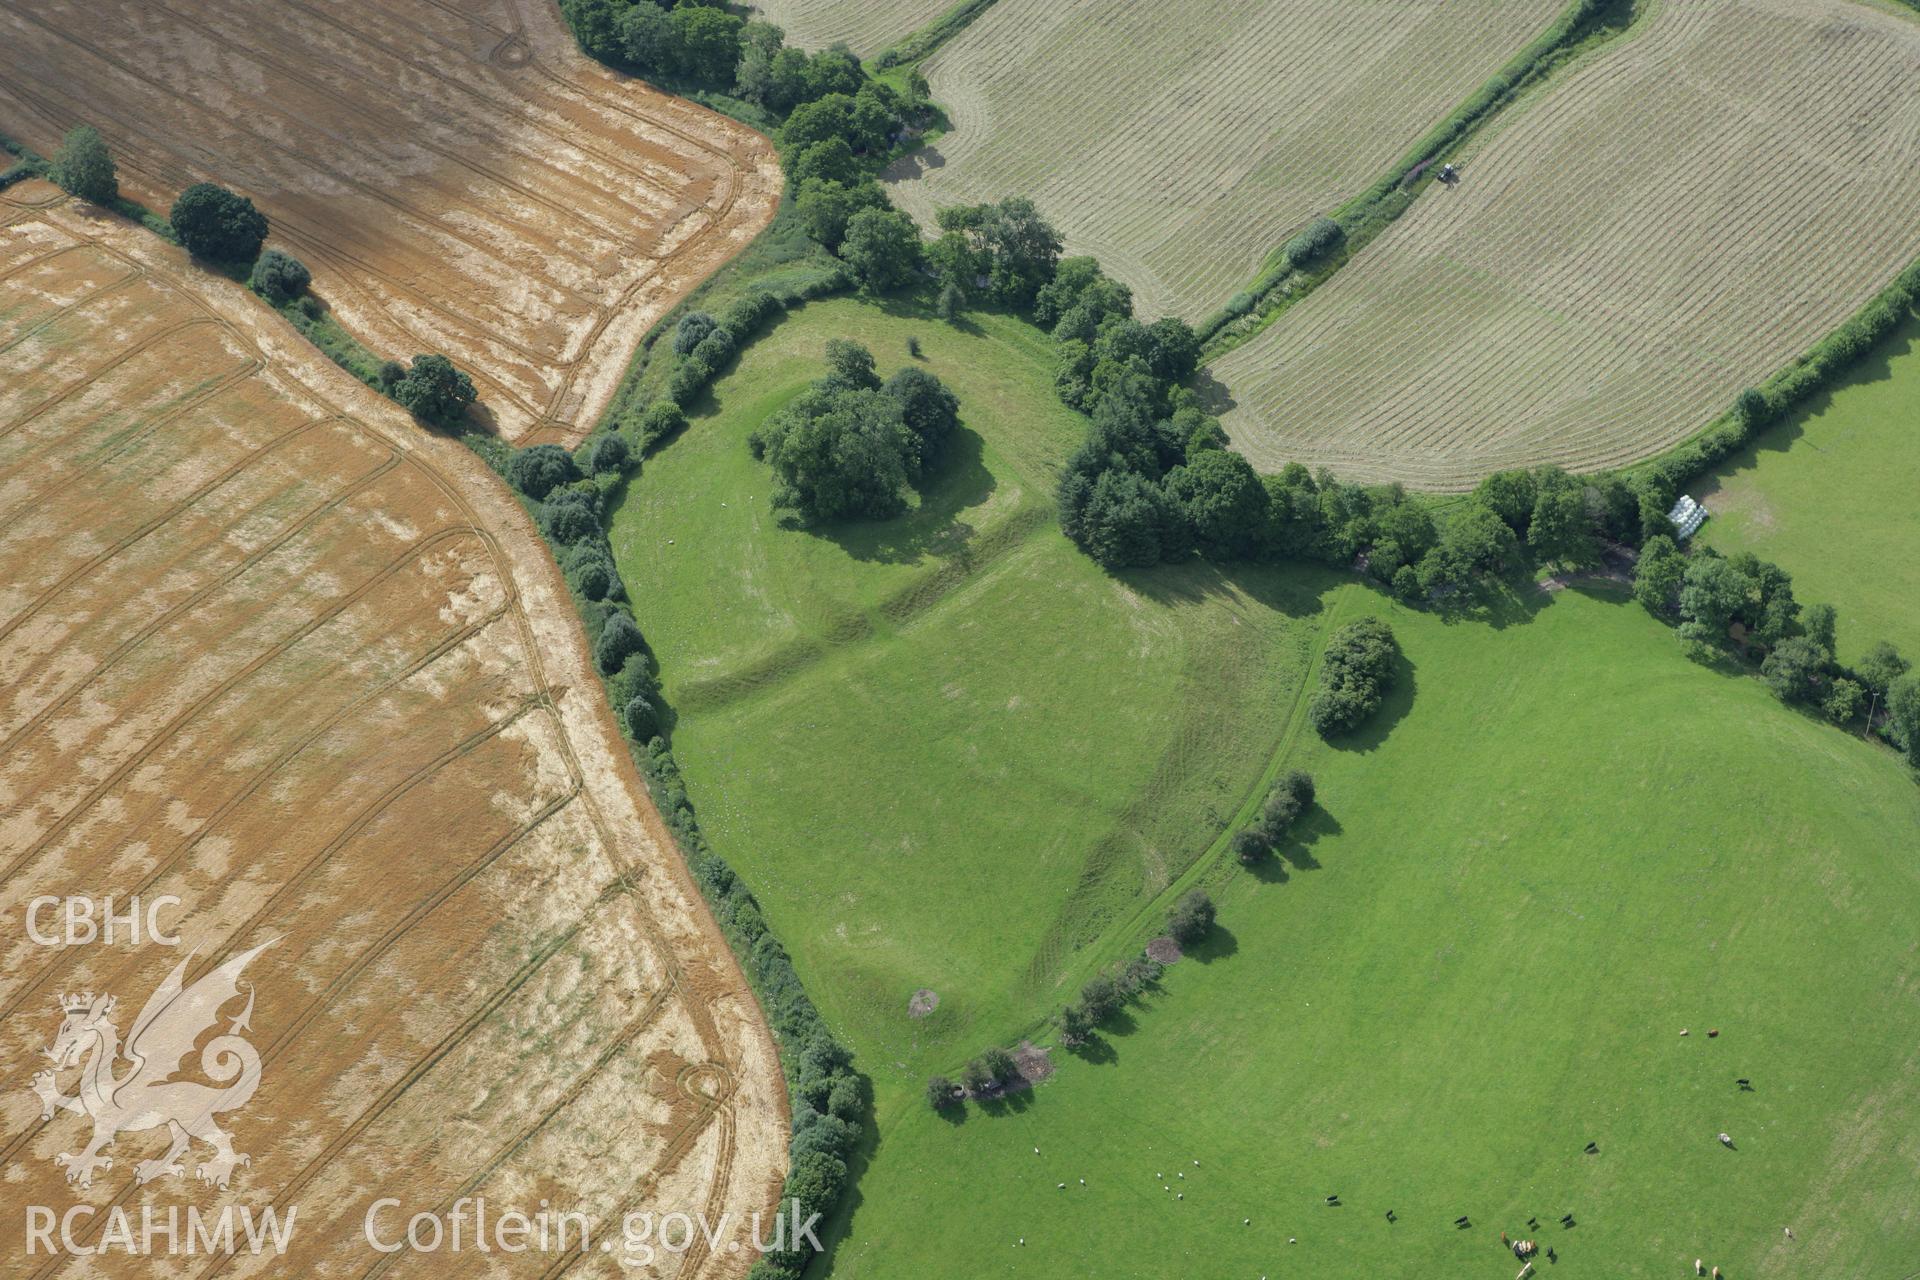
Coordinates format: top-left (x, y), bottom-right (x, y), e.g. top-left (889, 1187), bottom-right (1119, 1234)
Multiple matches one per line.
top-left (1197, 0), bottom-right (1639, 355)
top-left (465, 442), bottom-right (863, 1280)
top-left (871, 0), bottom-right (1002, 70)
top-left (1621, 254), bottom-right (1920, 506)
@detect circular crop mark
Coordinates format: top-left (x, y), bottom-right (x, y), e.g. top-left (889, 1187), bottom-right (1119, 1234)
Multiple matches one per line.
top-left (678, 1060), bottom-right (736, 1106)
top-left (490, 35), bottom-right (532, 69)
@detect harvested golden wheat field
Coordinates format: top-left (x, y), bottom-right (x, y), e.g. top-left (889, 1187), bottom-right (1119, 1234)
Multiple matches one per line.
top-left (0, 0), bottom-right (781, 446)
top-left (884, 0), bottom-right (1568, 321)
top-left (746, 0), bottom-right (951, 56)
top-left (1214, 0), bottom-right (1920, 489)
top-left (0, 184), bottom-right (786, 1276)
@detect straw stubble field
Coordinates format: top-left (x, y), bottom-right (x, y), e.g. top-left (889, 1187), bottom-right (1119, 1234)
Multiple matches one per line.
top-left (0, 183), bottom-right (786, 1278)
top-left (0, 0), bottom-right (781, 445)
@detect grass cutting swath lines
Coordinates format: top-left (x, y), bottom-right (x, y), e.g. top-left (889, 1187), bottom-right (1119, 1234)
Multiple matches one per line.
top-left (885, 0), bottom-right (1567, 321)
top-left (1214, 0), bottom-right (1920, 489)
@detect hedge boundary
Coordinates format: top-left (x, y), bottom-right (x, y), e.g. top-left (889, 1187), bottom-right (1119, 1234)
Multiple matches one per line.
top-left (1197, 0), bottom-right (1639, 355)
top-left (1620, 255), bottom-right (1920, 504)
top-left (871, 0), bottom-right (1003, 70)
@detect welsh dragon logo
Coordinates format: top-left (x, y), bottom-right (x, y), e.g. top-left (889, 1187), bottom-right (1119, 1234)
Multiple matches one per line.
top-left (31, 940), bottom-right (274, 1191)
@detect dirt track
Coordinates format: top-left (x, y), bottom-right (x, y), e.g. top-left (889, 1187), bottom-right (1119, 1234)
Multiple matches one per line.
top-left (0, 182), bottom-right (787, 1277)
top-left (0, 0), bottom-right (781, 445)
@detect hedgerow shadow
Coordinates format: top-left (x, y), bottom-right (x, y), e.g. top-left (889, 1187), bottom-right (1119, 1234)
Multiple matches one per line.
top-left (1278, 807), bottom-right (1342, 871)
top-left (1698, 311), bottom-right (1916, 491)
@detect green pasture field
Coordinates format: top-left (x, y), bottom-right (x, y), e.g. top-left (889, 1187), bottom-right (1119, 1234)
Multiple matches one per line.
top-left (608, 295), bottom-right (1332, 1084)
top-left (1694, 312), bottom-right (1920, 666)
top-left (824, 584), bottom-right (1920, 1278)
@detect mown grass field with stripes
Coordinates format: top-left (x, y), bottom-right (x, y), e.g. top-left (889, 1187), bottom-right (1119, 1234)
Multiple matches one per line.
top-left (746, 0), bottom-right (953, 55)
top-left (0, 184), bottom-right (786, 1275)
top-left (1213, 0), bottom-right (1920, 489)
top-left (884, 0), bottom-right (1568, 321)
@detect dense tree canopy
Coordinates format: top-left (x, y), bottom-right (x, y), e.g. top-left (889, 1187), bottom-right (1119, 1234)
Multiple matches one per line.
top-left (1309, 616), bottom-right (1399, 736)
top-left (506, 443), bottom-right (580, 500)
top-left (169, 183), bottom-right (268, 263)
top-left (48, 125), bottom-right (116, 204)
top-left (392, 354), bottom-right (477, 424)
top-left (247, 249), bottom-right (310, 304)
top-left (840, 207), bottom-right (923, 294)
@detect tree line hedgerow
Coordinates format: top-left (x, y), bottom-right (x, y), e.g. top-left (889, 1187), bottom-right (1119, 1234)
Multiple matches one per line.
top-left (482, 435), bottom-right (863, 1280)
top-left (1631, 537), bottom-right (1920, 761)
top-left (929, 891), bottom-right (1219, 1114)
top-left (42, 123), bottom-right (485, 430)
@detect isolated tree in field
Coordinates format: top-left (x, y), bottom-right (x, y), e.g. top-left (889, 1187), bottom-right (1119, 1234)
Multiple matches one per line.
top-left (169, 182), bottom-right (268, 263)
top-left (392, 354), bottom-right (477, 423)
top-left (1056, 1003), bottom-right (1093, 1047)
top-left (980, 1046), bottom-right (1018, 1086)
top-left (247, 249), bottom-right (310, 304)
top-left (959, 1057), bottom-right (994, 1094)
top-left (750, 385), bottom-right (912, 522)
top-left (839, 207), bottom-right (923, 294)
top-left (1232, 826), bottom-right (1269, 866)
top-left (1309, 616), bottom-right (1399, 735)
top-left (1078, 974), bottom-right (1122, 1023)
top-left (1167, 890), bottom-right (1215, 947)
top-left (925, 1075), bottom-right (957, 1110)
top-left (48, 125), bottom-right (116, 204)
